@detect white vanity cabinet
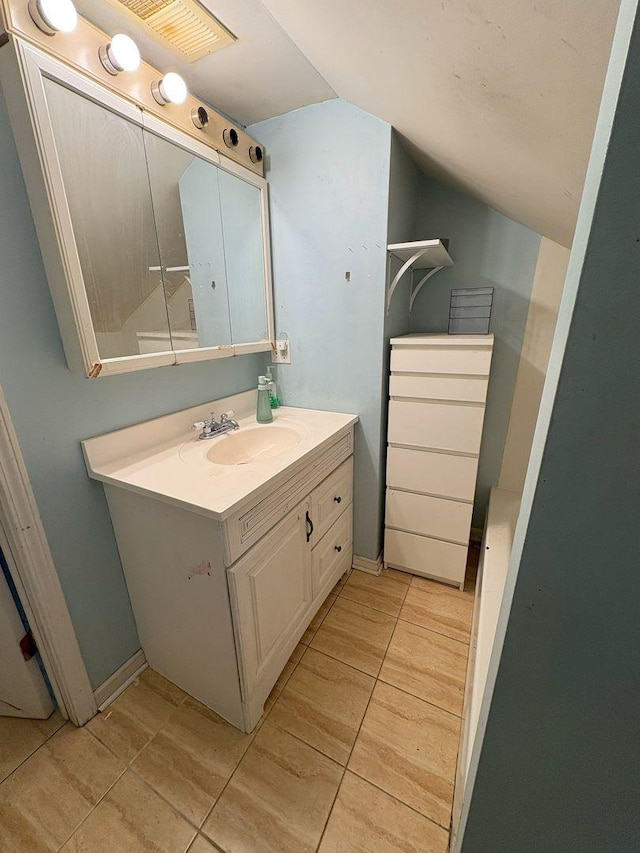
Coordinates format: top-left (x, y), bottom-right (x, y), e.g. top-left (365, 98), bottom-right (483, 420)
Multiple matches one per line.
top-left (86, 400), bottom-right (356, 733)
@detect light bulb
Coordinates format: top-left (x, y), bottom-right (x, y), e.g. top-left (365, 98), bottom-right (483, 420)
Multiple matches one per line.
top-left (152, 72), bottom-right (188, 106)
top-left (99, 33), bottom-right (141, 75)
top-left (28, 0), bottom-right (78, 34)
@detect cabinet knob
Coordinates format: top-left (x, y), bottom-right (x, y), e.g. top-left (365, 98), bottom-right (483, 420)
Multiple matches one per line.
top-left (335, 545), bottom-right (342, 553)
top-left (334, 496), bottom-right (342, 504)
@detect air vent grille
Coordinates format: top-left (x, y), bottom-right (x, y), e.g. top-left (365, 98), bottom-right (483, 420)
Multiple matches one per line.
top-left (114, 0), bottom-right (235, 62)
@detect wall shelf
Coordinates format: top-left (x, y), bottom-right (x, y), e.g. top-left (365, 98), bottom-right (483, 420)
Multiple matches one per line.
top-left (387, 239), bottom-right (453, 314)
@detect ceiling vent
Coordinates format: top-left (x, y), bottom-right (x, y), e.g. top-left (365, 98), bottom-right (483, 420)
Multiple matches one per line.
top-left (112, 0), bottom-right (236, 62)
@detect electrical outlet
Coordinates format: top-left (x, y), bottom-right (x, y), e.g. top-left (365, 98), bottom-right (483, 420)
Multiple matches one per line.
top-left (272, 338), bottom-right (291, 364)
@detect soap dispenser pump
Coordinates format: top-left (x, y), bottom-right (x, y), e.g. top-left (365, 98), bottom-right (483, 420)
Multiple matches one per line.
top-left (256, 375), bottom-right (274, 423)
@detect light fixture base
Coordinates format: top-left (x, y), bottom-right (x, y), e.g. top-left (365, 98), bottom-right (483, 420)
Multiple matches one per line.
top-left (151, 80), bottom-right (167, 105)
top-left (27, 0), bottom-right (55, 36)
top-left (98, 44), bottom-right (118, 75)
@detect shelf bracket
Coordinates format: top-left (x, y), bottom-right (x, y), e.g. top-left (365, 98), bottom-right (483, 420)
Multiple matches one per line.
top-left (409, 266), bottom-right (444, 313)
top-left (386, 248), bottom-right (428, 314)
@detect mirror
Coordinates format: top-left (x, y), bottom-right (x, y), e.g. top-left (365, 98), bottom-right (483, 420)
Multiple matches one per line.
top-left (43, 77), bottom-right (169, 359)
top-left (39, 73), bottom-right (272, 367)
top-left (143, 130), bottom-right (269, 352)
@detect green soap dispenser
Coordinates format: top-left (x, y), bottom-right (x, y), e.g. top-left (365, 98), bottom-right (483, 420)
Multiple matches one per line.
top-left (256, 375), bottom-right (274, 423)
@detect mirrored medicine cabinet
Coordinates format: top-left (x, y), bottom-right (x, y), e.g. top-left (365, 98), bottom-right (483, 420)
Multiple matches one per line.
top-left (0, 39), bottom-right (275, 377)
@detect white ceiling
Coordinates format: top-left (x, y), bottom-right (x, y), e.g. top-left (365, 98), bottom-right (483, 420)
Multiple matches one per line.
top-left (78, 0), bottom-right (621, 246)
top-left (75, 0), bottom-right (336, 124)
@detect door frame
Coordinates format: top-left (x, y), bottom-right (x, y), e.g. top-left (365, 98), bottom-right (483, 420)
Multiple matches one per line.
top-left (0, 385), bottom-right (96, 725)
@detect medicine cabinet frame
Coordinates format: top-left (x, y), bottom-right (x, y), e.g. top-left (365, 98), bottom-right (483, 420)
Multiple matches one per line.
top-left (0, 38), bottom-right (276, 377)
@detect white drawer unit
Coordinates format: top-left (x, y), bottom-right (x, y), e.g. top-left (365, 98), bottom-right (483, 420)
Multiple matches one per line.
top-left (384, 334), bottom-right (493, 588)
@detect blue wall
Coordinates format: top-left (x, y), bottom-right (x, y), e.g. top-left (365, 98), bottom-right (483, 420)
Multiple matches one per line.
top-left (410, 176), bottom-right (541, 523)
top-left (460, 2), bottom-right (640, 848)
top-left (0, 87), bottom-right (263, 688)
top-left (249, 99), bottom-right (392, 560)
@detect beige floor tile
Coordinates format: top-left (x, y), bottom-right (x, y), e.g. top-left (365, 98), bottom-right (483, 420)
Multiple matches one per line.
top-left (348, 682), bottom-right (459, 828)
top-left (379, 621), bottom-right (468, 715)
top-left (401, 579), bottom-right (473, 643)
top-left (318, 771), bottom-right (449, 853)
top-left (131, 696), bottom-right (254, 826)
top-left (0, 724), bottom-right (123, 853)
top-left (301, 594), bottom-right (337, 644)
top-left (188, 835), bottom-right (218, 853)
top-left (263, 643), bottom-right (305, 716)
top-left (203, 721), bottom-right (342, 853)
top-left (60, 770), bottom-right (194, 853)
top-left (0, 709), bottom-right (65, 783)
top-left (382, 567), bottom-right (412, 586)
top-left (310, 597), bottom-right (396, 676)
top-left (269, 648), bottom-right (375, 764)
top-left (340, 571), bottom-right (408, 617)
top-left (87, 668), bottom-right (186, 762)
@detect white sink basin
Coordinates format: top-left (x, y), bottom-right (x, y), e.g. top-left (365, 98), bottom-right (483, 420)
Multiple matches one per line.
top-left (206, 426), bottom-right (301, 465)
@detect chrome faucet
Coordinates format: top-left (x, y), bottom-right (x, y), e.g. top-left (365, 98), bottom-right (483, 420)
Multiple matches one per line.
top-left (192, 410), bottom-right (240, 440)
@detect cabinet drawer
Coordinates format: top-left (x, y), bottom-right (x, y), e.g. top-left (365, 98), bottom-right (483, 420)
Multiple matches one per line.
top-left (389, 374), bottom-right (489, 404)
top-left (223, 430), bottom-right (353, 565)
top-left (385, 528), bottom-right (468, 585)
top-left (388, 400), bottom-right (485, 454)
top-left (310, 456), bottom-right (354, 543)
top-left (386, 447), bottom-right (478, 501)
top-left (390, 346), bottom-right (492, 376)
top-left (385, 489), bottom-right (472, 544)
top-left (311, 507), bottom-right (353, 597)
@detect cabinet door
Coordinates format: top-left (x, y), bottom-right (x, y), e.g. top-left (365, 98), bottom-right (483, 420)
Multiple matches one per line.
top-left (227, 501), bottom-right (312, 698)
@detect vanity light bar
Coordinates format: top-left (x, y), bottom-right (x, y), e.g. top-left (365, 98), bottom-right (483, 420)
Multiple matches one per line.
top-left (151, 71), bottom-right (188, 106)
top-left (1, 0), bottom-right (265, 175)
top-left (99, 33), bottom-right (141, 75)
top-left (28, 0), bottom-right (77, 35)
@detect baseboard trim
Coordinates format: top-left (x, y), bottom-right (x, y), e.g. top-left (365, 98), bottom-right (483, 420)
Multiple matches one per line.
top-left (94, 649), bottom-right (148, 712)
top-left (352, 552), bottom-right (383, 576)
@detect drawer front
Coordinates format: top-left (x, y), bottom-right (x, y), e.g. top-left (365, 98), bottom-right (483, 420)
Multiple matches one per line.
top-left (390, 346), bottom-right (492, 376)
top-left (310, 456), bottom-right (354, 543)
top-left (223, 429), bottom-right (353, 565)
top-left (385, 528), bottom-right (468, 585)
top-left (385, 489), bottom-right (472, 545)
top-left (388, 400), bottom-right (485, 454)
top-left (389, 374), bottom-right (489, 404)
top-left (311, 507), bottom-right (353, 597)
top-left (386, 447), bottom-right (478, 501)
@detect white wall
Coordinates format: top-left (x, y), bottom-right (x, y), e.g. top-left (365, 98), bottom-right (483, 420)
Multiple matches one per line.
top-left (499, 237), bottom-right (570, 493)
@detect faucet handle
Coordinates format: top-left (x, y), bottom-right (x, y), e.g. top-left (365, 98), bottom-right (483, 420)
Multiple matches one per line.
top-left (220, 410), bottom-right (235, 423)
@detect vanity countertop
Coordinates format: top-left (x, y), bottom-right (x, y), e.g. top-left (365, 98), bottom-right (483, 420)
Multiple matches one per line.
top-left (82, 391), bottom-right (357, 521)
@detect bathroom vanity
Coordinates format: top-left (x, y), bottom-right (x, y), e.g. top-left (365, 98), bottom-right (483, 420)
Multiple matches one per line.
top-left (82, 390), bottom-right (357, 732)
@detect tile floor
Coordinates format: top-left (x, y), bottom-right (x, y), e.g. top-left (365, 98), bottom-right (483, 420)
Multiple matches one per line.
top-left (0, 563), bottom-right (476, 853)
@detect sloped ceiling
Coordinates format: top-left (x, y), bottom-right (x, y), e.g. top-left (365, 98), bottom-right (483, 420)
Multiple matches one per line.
top-left (78, 0), bottom-right (621, 246)
top-left (258, 0), bottom-right (621, 247)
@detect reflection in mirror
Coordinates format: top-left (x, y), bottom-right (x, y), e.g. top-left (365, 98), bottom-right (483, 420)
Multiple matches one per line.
top-left (218, 169), bottom-right (268, 344)
top-left (42, 78), bottom-right (170, 359)
top-left (143, 130), bottom-right (269, 350)
top-left (142, 131), bottom-right (231, 351)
